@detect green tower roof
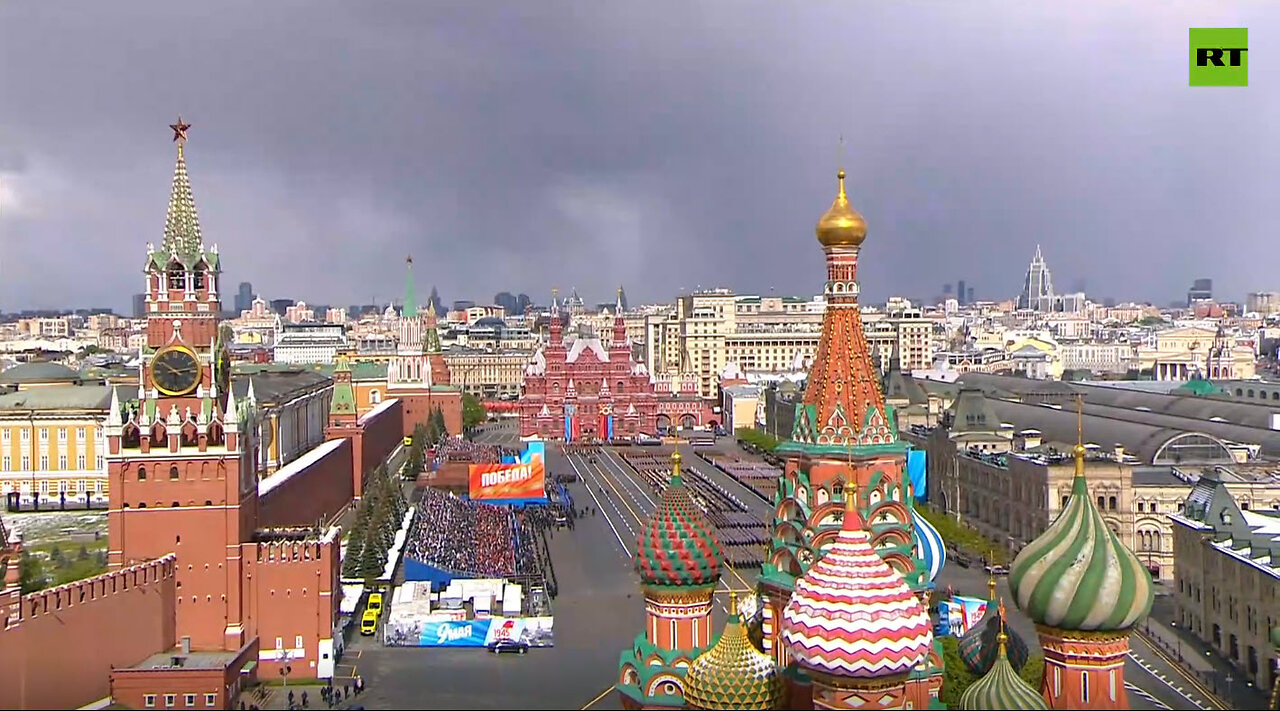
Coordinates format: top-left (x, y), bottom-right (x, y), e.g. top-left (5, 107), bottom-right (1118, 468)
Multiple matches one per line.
top-left (403, 256), bottom-right (418, 317)
top-left (329, 355), bottom-right (357, 417)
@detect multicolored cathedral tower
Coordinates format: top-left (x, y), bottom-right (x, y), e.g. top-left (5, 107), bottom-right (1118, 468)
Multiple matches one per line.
top-left (758, 168), bottom-right (947, 709)
top-left (1009, 402), bottom-right (1154, 710)
top-left (618, 450), bottom-right (726, 709)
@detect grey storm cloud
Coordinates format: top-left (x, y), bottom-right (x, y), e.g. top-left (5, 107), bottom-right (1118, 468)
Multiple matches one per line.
top-left (0, 1), bottom-right (1276, 313)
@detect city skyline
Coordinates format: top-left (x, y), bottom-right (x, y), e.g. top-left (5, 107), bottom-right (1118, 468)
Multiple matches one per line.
top-left (1, 2), bottom-right (1276, 313)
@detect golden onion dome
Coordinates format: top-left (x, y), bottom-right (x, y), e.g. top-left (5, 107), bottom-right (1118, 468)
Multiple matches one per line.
top-left (684, 593), bottom-right (783, 711)
top-left (815, 169), bottom-right (867, 248)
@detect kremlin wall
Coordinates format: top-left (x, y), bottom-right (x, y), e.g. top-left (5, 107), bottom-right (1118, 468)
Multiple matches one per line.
top-left (0, 125), bottom-right (410, 710)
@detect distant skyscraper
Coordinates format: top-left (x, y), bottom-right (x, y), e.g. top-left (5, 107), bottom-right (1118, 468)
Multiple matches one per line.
top-left (132, 292), bottom-right (147, 318)
top-left (428, 286), bottom-right (444, 315)
top-left (494, 291), bottom-right (527, 316)
top-left (966, 286), bottom-right (975, 304)
top-left (516, 293), bottom-right (532, 315)
top-left (1018, 245), bottom-right (1055, 312)
top-left (269, 298), bottom-right (292, 316)
top-left (942, 283), bottom-right (953, 295)
top-left (235, 281), bottom-right (253, 313)
top-left (1187, 278), bottom-right (1213, 306)
top-left (617, 285), bottom-right (629, 311)
top-left (957, 279), bottom-right (967, 306)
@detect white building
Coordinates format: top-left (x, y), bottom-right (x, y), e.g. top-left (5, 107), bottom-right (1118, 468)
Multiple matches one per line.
top-left (273, 323), bottom-right (348, 364)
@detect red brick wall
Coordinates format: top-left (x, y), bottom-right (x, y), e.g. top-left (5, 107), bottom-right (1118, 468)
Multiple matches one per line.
top-left (0, 556), bottom-right (178, 710)
top-left (324, 420), bottom-right (366, 498)
top-left (247, 538), bottom-right (341, 681)
top-left (257, 439), bottom-right (353, 529)
top-left (358, 399), bottom-right (403, 481)
top-left (400, 391), bottom-right (462, 438)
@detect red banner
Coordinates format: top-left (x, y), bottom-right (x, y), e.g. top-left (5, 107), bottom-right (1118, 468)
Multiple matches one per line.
top-left (468, 461), bottom-right (546, 501)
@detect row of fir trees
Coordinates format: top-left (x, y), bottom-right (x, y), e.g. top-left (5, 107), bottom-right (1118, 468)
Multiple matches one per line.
top-left (341, 462), bottom-right (410, 581)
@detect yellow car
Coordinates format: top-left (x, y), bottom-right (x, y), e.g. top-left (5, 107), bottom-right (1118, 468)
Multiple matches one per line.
top-left (360, 609), bottom-right (378, 636)
top-left (367, 592), bottom-right (383, 615)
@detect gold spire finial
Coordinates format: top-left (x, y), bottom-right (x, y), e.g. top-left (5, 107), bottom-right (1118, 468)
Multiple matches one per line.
top-left (671, 448), bottom-right (682, 469)
top-left (988, 572), bottom-right (997, 601)
top-left (996, 598), bottom-right (1009, 649)
top-left (1073, 394), bottom-right (1087, 476)
top-left (837, 134), bottom-right (847, 198)
top-left (729, 591), bottom-right (739, 616)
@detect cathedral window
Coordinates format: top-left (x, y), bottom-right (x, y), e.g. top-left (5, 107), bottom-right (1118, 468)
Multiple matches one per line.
top-left (193, 265), bottom-right (206, 289)
top-left (616, 381), bottom-right (625, 393)
top-left (1081, 671), bottom-right (1090, 703)
top-left (138, 465), bottom-right (147, 481)
top-left (170, 465), bottom-right (180, 480)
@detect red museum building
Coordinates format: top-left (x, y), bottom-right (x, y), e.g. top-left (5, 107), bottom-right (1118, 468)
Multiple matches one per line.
top-left (518, 292), bottom-right (712, 441)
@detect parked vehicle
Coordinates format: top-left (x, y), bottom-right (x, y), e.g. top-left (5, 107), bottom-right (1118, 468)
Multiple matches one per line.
top-left (488, 640), bottom-right (530, 655)
top-left (359, 609), bottom-right (378, 636)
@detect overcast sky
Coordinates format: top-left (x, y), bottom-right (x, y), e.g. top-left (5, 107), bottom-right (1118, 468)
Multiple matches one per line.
top-left (0, 2), bottom-right (1275, 313)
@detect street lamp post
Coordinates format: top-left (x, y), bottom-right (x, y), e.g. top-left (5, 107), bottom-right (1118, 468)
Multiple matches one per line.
top-left (279, 650), bottom-right (294, 689)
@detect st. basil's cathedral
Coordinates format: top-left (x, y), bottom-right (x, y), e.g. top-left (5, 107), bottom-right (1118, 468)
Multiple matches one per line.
top-left (614, 166), bottom-right (1155, 710)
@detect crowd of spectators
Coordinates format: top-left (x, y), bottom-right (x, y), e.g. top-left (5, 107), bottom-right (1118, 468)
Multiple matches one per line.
top-left (405, 488), bottom-right (517, 577)
top-left (434, 436), bottom-right (517, 464)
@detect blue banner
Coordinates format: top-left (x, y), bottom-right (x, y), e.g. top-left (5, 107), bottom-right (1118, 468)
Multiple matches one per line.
top-left (606, 415), bottom-right (614, 440)
top-left (907, 449), bottom-right (927, 502)
top-left (564, 415), bottom-right (572, 442)
top-left (419, 619), bottom-right (494, 647)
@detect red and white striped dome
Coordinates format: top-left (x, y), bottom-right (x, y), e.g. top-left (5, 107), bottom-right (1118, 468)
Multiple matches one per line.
top-left (781, 498), bottom-right (933, 679)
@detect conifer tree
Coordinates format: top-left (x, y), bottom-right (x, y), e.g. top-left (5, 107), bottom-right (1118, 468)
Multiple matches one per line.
top-left (342, 535), bottom-right (365, 578)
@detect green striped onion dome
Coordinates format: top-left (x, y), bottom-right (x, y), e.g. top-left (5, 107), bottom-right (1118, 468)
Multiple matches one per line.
top-left (1009, 449), bottom-right (1154, 631)
top-left (958, 632), bottom-right (1047, 710)
top-left (684, 594), bottom-right (783, 710)
top-left (635, 450), bottom-right (725, 587)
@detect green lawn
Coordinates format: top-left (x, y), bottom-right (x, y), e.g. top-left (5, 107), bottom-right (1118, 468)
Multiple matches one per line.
top-left (20, 539), bottom-right (109, 592)
top-left (918, 506), bottom-right (1009, 566)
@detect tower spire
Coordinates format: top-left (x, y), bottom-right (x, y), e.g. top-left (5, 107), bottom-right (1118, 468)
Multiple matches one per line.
top-left (403, 255), bottom-right (418, 318)
top-left (162, 116), bottom-right (203, 258)
top-left (1074, 394), bottom-right (1086, 479)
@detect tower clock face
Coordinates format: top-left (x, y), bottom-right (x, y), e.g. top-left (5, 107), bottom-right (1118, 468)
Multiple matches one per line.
top-left (150, 346), bottom-right (202, 396)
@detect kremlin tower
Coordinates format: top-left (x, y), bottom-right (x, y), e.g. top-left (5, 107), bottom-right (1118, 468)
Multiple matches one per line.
top-left (780, 494), bottom-right (934, 710)
top-left (617, 450), bottom-right (726, 709)
top-left (760, 166), bottom-right (946, 707)
top-left (1009, 400), bottom-right (1154, 709)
